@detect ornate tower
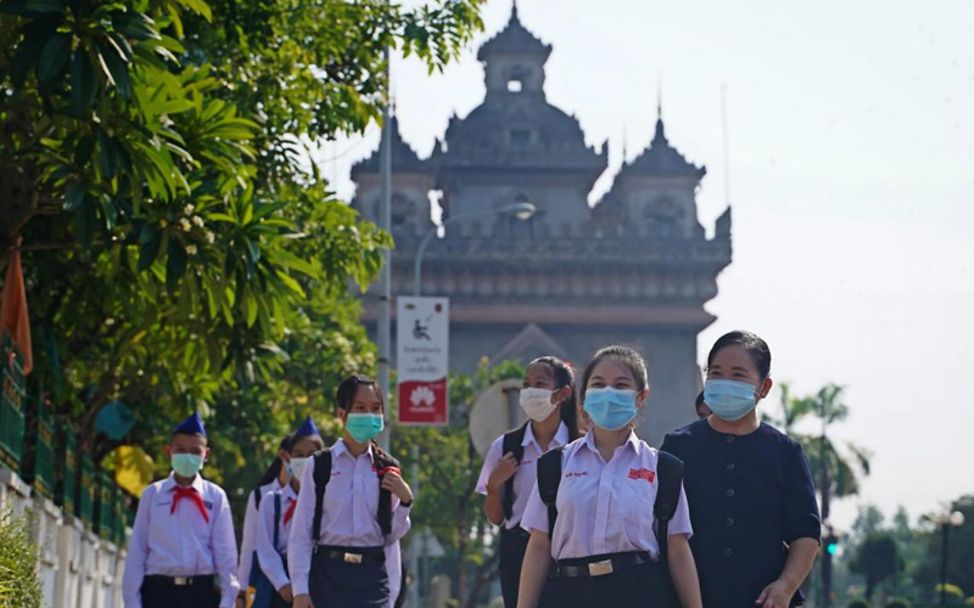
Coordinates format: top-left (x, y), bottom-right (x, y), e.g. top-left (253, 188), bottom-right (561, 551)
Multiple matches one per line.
top-left (357, 6), bottom-right (732, 445)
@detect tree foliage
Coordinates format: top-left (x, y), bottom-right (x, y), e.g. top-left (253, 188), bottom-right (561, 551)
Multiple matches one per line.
top-left (0, 0), bottom-right (484, 503)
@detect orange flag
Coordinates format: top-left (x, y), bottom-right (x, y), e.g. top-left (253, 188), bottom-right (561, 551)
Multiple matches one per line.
top-left (1, 247), bottom-right (33, 375)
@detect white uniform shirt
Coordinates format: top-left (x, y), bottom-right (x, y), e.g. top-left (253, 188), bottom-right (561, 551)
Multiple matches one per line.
top-left (238, 478), bottom-right (284, 589)
top-left (476, 422), bottom-right (570, 528)
top-left (520, 431), bottom-right (693, 560)
top-left (255, 484), bottom-right (299, 591)
top-left (287, 439), bottom-right (412, 596)
top-left (122, 473), bottom-right (240, 608)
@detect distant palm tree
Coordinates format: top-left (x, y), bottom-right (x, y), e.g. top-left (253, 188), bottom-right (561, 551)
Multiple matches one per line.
top-left (768, 383), bottom-right (871, 500)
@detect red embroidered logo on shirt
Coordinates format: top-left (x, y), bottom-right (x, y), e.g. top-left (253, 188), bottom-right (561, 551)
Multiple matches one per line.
top-left (628, 468), bottom-right (656, 483)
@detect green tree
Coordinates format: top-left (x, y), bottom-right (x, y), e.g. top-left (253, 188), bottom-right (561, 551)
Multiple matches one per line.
top-left (1, 0), bottom-right (484, 495)
top-left (850, 532), bottom-right (903, 600)
top-left (914, 496), bottom-right (974, 604)
top-left (773, 383), bottom-right (871, 501)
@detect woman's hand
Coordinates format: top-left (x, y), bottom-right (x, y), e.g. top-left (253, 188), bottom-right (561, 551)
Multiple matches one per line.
top-left (755, 578), bottom-right (797, 608)
top-left (381, 470), bottom-right (414, 504)
top-left (278, 583), bottom-right (294, 602)
top-left (293, 593), bottom-right (314, 608)
top-left (486, 452), bottom-right (519, 494)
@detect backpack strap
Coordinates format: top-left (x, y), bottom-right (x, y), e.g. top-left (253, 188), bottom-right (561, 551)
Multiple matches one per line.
top-left (311, 448), bottom-right (332, 549)
top-left (373, 450), bottom-right (401, 536)
top-left (500, 422), bottom-right (529, 521)
top-left (536, 446), bottom-right (565, 536)
top-left (653, 450), bottom-right (685, 562)
top-left (273, 491), bottom-right (282, 549)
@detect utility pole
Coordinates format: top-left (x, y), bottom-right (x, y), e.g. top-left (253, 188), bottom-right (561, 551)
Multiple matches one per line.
top-left (377, 46), bottom-right (392, 452)
top-left (820, 407), bottom-right (832, 608)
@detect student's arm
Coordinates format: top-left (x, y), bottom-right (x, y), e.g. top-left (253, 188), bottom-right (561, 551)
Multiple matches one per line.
top-left (288, 457), bottom-right (317, 605)
top-left (121, 485), bottom-right (154, 608)
top-left (667, 484), bottom-right (701, 607)
top-left (757, 441), bottom-right (822, 608)
top-left (516, 481), bottom-right (553, 608)
top-left (516, 530), bottom-right (551, 608)
top-left (236, 490), bottom-right (258, 598)
top-left (381, 470), bottom-right (413, 544)
top-left (212, 489), bottom-right (241, 608)
top-left (255, 494), bottom-right (291, 596)
top-left (667, 534), bottom-right (702, 608)
top-left (475, 440), bottom-right (514, 526)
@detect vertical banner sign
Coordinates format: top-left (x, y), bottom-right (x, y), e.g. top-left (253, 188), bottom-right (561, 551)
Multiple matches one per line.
top-left (397, 297), bottom-right (449, 426)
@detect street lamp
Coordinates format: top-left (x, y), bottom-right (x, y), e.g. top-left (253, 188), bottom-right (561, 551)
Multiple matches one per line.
top-left (928, 510), bottom-right (965, 606)
top-left (412, 201), bottom-right (537, 296)
top-left (404, 200), bottom-right (536, 608)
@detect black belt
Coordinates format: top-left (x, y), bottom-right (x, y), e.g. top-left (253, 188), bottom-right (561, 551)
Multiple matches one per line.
top-left (316, 545), bottom-right (385, 565)
top-left (500, 526), bottom-right (530, 540)
top-left (143, 574), bottom-right (215, 587)
top-left (550, 551), bottom-right (653, 579)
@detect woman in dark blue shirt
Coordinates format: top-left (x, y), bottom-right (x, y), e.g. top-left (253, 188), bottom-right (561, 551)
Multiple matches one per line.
top-left (662, 330), bottom-right (821, 608)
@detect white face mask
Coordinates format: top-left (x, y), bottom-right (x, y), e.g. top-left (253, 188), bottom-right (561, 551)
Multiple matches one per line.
top-left (519, 387), bottom-right (558, 421)
top-left (288, 457), bottom-right (310, 480)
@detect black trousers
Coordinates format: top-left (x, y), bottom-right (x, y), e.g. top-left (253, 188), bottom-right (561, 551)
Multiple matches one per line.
top-left (141, 576), bottom-right (220, 608)
top-left (540, 559), bottom-right (664, 608)
top-left (308, 546), bottom-right (390, 608)
top-left (499, 527), bottom-right (530, 608)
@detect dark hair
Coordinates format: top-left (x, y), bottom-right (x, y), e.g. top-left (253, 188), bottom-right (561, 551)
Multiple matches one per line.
top-left (528, 356), bottom-right (581, 441)
top-left (706, 330), bottom-right (771, 379)
top-left (334, 374), bottom-right (396, 462)
top-left (336, 375), bottom-right (385, 413)
top-left (288, 433), bottom-right (325, 454)
top-left (578, 345), bottom-right (649, 405)
top-left (254, 436), bottom-right (292, 490)
top-left (695, 391), bottom-right (706, 408)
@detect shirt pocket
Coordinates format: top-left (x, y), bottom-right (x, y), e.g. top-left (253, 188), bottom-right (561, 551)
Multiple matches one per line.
top-left (619, 477), bottom-right (657, 547)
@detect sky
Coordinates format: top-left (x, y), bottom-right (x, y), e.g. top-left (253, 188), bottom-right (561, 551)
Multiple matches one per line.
top-left (316, 0), bottom-right (974, 531)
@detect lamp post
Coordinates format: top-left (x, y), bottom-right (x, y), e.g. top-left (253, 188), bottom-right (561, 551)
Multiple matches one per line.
top-left (413, 201), bottom-right (537, 297)
top-left (405, 200), bottom-right (536, 608)
top-left (930, 510), bottom-right (965, 606)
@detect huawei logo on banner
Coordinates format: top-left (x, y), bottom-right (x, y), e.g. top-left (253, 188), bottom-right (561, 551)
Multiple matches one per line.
top-left (410, 386), bottom-right (436, 410)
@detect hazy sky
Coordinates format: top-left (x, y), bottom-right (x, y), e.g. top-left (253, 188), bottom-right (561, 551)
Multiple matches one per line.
top-left (318, 0), bottom-right (974, 530)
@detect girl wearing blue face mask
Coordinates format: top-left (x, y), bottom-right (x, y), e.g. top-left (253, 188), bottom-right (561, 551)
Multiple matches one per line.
top-left (288, 376), bottom-right (414, 608)
top-left (661, 331), bottom-right (821, 608)
top-left (517, 346), bottom-right (702, 608)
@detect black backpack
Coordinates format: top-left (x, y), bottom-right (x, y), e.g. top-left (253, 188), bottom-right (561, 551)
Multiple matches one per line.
top-left (500, 422), bottom-right (530, 521)
top-left (309, 447), bottom-right (409, 604)
top-left (536, 446), bottom-right (684, 605)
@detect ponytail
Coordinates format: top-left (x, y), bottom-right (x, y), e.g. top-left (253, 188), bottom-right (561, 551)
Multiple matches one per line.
top-left (530, 355), bottom-right (581, 441)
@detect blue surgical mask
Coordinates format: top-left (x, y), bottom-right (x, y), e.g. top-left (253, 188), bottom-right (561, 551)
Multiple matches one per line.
top-left (171, 453), bottom-right (204, 478)
top-left (345, 413), bottom-right (385, 443)
top-left (704, 379), bottom-right (760, 421)
top-left (583, 387), bottom-right (637, 431)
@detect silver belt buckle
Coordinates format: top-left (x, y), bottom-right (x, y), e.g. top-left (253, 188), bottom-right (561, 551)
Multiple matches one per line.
top-left (173, 576), bottom-right (191, 586)
top-left (343, 552), bottom-right (363, 564)
top-left (588, 560), bottom-right (613, 577)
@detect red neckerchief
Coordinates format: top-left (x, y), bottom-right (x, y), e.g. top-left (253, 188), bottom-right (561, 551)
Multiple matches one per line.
top-left (171, 485), bottom-right (209, 522)
top-left (283, 497), bottom-right (297, 525)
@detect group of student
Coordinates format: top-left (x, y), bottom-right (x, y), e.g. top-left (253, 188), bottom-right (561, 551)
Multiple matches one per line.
top-left (119, 329), bottom-right (820, 608)
top-left (477, 331), bottom-right (822, 608)
top-left (122, 376), bottom-right (412, 608)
